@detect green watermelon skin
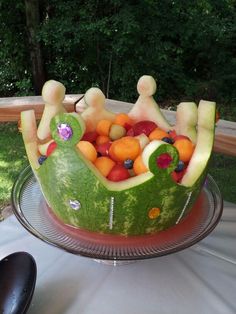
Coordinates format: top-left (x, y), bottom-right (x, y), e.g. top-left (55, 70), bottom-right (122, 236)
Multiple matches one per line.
top-left (36, 114), bottom-right (205, 236)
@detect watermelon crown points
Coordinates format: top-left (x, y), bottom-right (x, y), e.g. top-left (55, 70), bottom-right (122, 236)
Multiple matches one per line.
top-left (197, 100), bottom-right (216, 130)
top-left (42, 80), bottom-right (66, 105)
top-left (37, 80), bottom-right (66, 141)
top-left (84, 87), bottom-right (106, 109)
top-left (128, 76), bottom-right (173, 131)
top-left (80, 87), bottom-right (115, 132)
top-left (137, 75), bottom-right (157, 96)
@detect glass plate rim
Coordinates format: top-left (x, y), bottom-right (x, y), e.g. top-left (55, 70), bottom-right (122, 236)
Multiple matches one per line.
top-left (11, 166), bottom-right (223, 261)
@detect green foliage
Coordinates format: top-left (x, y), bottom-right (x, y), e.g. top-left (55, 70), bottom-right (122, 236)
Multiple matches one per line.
top-left (0, 123), bottom-right (28, 207)
top-left (0, 0), bottom-right (235, 112)
top-left (209, 153), bottom-right (236, 204)
top-left (0, 0), bottom-right (34, 96)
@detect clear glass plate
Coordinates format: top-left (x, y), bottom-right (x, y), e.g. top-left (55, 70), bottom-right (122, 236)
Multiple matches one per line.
top-left (11, 166), bottom-right (223, 261)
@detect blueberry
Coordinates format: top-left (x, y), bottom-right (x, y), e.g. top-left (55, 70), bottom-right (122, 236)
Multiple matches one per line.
top-left (162, 137), bottom-right (174, 144)
top-left (175, 160), bottom-right (185, 172)
top-left (124, 159), bottom-right (134, 169)
top-left (38, 155), bottom-right (47, 165)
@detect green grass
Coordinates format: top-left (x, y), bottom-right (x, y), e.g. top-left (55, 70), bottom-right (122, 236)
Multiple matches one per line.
top-left (209, 153), bottom-right (236, 203)
top-left (0, 122), bottom-right (236, 213)
top-left (0, 122), bottom-right (28, 208)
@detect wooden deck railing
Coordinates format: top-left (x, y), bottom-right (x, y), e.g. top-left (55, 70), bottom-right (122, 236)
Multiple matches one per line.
top-left (0, 95), bottom-right (236, 156)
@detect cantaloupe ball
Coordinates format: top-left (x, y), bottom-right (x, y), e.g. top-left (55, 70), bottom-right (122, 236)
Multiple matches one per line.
top-left (109, 136), bottom-right (141, 162)
top-left (133, 155), bottom-right (148, 175)
top-left (149, 128), bottom-right (169, 141)
top-left (96, 119), bottom-right (112, 136)
top-left (96, 135), bottom-right (110, 145)
top-left (77, 141), bottom-right (97, 162)
top-left (173, 139), bottom-right (195, 162)
top-left (114, 113), bottom-right (133, 127)
top-left (94, 156), bottom-right (116, 177)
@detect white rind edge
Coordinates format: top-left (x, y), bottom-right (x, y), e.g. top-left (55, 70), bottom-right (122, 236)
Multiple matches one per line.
top-left (181, 100), bottom-right (216, 187)
top-left (175, 102), bottom-right (198, 143)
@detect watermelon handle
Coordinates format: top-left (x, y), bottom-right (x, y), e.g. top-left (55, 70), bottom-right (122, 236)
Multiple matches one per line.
top-left (142, 140), bottom-right (179, 177)
top-left (50, 113), bottom-right (86, 147)
top-left (148, 143), bottom-right (179, 176)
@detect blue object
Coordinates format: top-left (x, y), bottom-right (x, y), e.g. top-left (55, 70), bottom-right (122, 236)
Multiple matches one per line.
top-left (175, 160), bottom-right (185, 172)
top-left (162, 137), bottom-right (174, 144)
top-left (124, 159), bottom-right (134, 169)
top-left (38, 155), bottom-right (47, 165)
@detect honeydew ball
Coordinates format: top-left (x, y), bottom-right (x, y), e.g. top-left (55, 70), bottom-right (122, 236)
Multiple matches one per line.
top-left (109, 124), bottom-right (126, 140)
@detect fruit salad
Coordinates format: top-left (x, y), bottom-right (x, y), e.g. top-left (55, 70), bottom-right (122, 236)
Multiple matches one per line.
top-left (50, 116), bottom-right (194, 183)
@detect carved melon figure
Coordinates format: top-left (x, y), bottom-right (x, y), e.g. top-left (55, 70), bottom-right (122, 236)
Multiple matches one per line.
top-left (21, 76), bottom-right (216, 236)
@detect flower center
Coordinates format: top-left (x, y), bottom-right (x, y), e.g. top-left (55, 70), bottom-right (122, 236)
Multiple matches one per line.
top-left (156, 153), bottom-right (173, 168)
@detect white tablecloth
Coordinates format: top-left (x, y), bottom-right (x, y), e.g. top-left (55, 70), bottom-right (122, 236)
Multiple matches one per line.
top-left (0, 202), bottom-right (236, 314)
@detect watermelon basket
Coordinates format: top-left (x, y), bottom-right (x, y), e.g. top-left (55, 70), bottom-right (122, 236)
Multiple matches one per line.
top-left (13, 75), bottom-right (223, 260)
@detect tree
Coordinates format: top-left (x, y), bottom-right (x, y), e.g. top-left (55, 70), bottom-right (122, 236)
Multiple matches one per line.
top-left (25, 0), bottom-right (46, 94)
top-left (0, 0), bottom-right (31, 96)
top-left (0, 0), bottom-right (235, 111)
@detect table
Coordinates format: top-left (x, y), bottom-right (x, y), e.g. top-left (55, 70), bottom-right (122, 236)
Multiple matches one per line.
top-left (0, 202), bottom-right (236, 314)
